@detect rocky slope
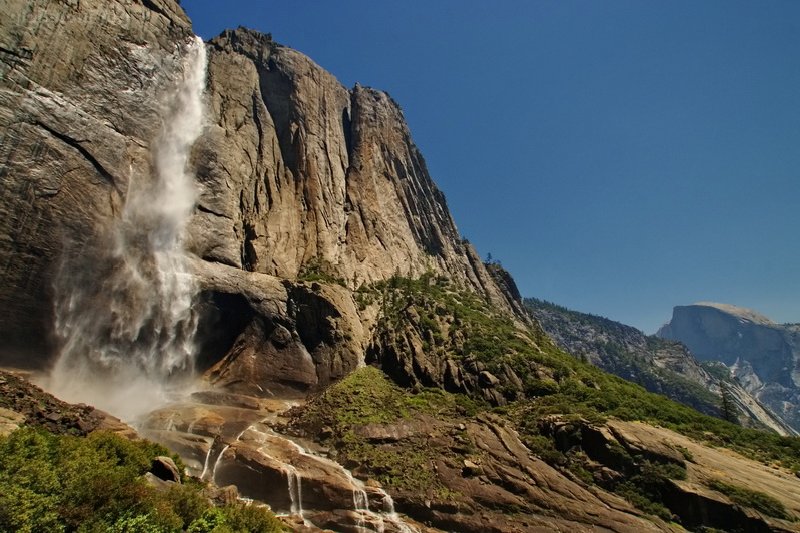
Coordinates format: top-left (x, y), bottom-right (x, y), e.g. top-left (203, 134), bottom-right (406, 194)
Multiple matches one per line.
top-left (526, 298), bottom-right (796, 435)
top-left (0, 369), bottom-right (132, 438)
top-left (291, 366), bottom-right (800, 532)
top-left (658, 303), bottom-right (800, 433)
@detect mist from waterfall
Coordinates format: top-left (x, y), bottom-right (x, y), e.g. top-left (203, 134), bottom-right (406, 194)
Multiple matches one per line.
top-left (47, 36), bottom-right (207, 421)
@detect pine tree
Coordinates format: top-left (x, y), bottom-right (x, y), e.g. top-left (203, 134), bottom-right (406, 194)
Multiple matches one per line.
top-left (720, 381), bottom-right (739, 424)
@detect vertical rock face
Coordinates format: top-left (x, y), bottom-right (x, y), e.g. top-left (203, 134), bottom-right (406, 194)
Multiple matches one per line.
top-left (190, 28), bottom-right (515, 311)
top-left (657, 303), bottom-right (800, 432)
top-left (0, 0), bottom-right (194, 366)
top-left (0, 2), bottom-right (519, 377)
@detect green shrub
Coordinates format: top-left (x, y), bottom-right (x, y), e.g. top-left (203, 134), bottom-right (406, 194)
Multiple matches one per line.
top-left (188, 508), bottom-right (228, 533)
top-left (708, 479), bottom-right (790, 520)
top-left (0, 427), bottom-right (283, 532)
top-left (107, 513), bottom-right (173, 533)
top-left (220, 504), bottom-right (285, 533)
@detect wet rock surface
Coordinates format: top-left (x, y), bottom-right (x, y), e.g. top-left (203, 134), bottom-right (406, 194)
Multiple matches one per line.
top-left (139, 388), bottom-right (422, 532)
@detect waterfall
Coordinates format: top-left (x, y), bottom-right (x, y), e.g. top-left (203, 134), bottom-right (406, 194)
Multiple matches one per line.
top-left (285, 464), bottom-right (303, 516)
top-left (46, 36), bottom-right (207, 421)
top-left (210, 444), bottom-right (231, 483)
top-left (199, 445), bottom-right (214, 480)
top-left (353, 486), bottom-right (369, 531)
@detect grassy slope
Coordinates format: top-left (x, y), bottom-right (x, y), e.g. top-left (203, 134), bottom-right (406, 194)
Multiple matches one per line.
top-left (318, 276), bottom-right (800, 522)
top-left (369, 276), bottom-right (800, 471)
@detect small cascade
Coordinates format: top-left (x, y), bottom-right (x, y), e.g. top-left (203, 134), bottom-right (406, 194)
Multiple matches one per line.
top-left (285, 464), bottom-right (303, 516)
top-left (149, 399), bottom-right (419, 532)
top-left (210, 444), bottom-right (230, 483)
top-left (198, 445), bottom-right (214, 480)
top-left (353, 486), bottom-right (369, 531)
top-left (275, 430), bottom-right (419, 532)
top-left (209, 424), bottom-right (254, 482)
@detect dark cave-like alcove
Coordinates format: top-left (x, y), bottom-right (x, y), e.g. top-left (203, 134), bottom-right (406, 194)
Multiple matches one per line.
top-left (193, 290), bottom-right (256, 372)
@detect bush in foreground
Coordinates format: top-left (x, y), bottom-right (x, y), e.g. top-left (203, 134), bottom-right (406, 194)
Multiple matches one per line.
top-left (0, 427), bottom-right (284, 533)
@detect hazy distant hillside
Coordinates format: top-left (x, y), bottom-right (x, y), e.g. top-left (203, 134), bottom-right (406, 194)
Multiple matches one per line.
top-left (659, 303), bottom-right (800, 432)
top-left (526, 298), bottom-right (796, 435)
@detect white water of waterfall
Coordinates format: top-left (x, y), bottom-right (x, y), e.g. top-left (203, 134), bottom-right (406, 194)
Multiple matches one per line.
top-left (285, 464), bottom-right (303, 516)
top-left (46, 36), bottom-right (207, 422)
top-left (275, 431), bottom-right (418, 533)
top-left (210, 444), bottom-right (230, 483)
top-left (353, 486), bottom-right (369, 531)
top-left (210, 424), bottom-right (253, 482)
top-left (199, 445), bottom-right (214, 480)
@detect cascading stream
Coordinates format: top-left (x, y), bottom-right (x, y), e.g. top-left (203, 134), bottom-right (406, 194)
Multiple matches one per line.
top-left (46, 36), bottom-right (207, 421)
top-left (285, 464), bottom-right (303, 516)
top-left (261, 427), bottom-right (418, 532)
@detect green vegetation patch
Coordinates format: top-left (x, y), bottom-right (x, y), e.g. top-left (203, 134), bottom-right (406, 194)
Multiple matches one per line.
top-left (302, 366), bottom-right (484, 429)
top-left (302, 365), bottom-right (413, 426)
top-left (350, 275), bottom-right (800, 519)
top-left (368, 275), bottom-right (800, 473)
top-left (298, 366), bottom-right (484, 497)
top-left (707, 479), bottom-right (790, 520)
top-left (0, 427), bottom-right (284, 533)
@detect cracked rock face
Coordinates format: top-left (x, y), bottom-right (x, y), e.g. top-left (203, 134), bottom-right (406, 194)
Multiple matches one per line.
top-left (191, 28), bottom-right (515, 309)
top-left (0, 0), bottom-right (194, 366)
top-left (0, 3), bottom-right (519, 370)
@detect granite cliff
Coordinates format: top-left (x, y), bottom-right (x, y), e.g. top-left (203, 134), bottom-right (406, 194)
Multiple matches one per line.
top-left (0, 0), bottom-right (520, 394)
top-left (658, 303), bottom-right (800, 433)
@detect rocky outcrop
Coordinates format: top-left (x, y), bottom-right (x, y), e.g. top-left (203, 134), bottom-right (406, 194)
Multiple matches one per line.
top-left (537, 416), bottom-right (800, 531)
top-left (526, 298), bottom-right (796, 435)
top-left (193, 259), bottom-right (366, 394)
top-left (0, 369), bottom-right (131, 437)
top-left (658, 303), bottom-right (800, 432)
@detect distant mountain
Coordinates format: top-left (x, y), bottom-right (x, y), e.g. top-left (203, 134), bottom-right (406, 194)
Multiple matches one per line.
top-left (658, 303), bottom-right (800, 433)
top-left (525, 298), bottom-right (796, 435)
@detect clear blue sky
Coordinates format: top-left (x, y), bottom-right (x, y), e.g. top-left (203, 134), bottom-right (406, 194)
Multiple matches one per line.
top-left (182, 1), bottom-right (800, 334)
